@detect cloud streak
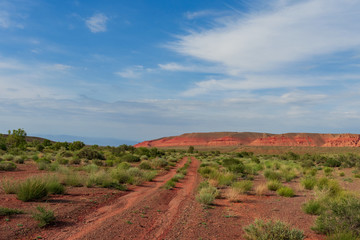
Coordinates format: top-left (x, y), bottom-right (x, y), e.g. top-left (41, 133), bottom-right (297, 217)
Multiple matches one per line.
top-left (85, 13), bottom-right (108, 33)
top-left (172, 0), bottom-right (360, 74)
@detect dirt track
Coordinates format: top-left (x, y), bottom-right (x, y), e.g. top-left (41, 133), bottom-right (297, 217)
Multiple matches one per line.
top-left (29, 157), bottom-right (200, 240)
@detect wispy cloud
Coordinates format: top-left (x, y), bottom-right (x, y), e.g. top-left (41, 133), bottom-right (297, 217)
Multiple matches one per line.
top-left (184, 10), bottom-right (221, 20)
top-left (85, 13), bottom-right (108, 33)
top-left (115, 65), bottom-right (154, 79)
top-left (173, 0), bottom-right (360, 74)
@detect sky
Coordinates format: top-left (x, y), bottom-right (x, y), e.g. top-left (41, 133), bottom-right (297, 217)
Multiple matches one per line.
top-left (1, 0), bottom-right (360, 145)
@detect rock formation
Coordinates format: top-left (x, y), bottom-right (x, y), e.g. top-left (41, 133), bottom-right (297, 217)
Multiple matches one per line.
top-left (134, 132), bottom-right (360, 148)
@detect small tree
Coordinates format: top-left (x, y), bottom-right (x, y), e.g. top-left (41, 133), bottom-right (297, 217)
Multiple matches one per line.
top-left (6, 128), bottom-right (27, 150)
top-left (187, 146), bottom-right (194, 153)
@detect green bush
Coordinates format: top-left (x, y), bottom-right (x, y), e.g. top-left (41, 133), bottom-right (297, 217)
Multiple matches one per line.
top-left (32, 206), bottom-right (55, 227)
top-left (327, 231), bottom-right (358, 240)
top-left (232, 180), bottom-right (253, 194)
top-left (2, 154), bottom-right (14, 161)
top-left (0, 207), bottom-right (24, 216)
top-left (217, 173), bottom-right (235, 187)
top-left (111, 169), bottom-right (131, 184)
top-left (302, 199), bottom-right (323, 215)
top-left (267, 180), bottom-right (282, 191)
top-left (277, 186), bottom-right (295, 197)
top-left (312, 195), bottom-right (360, 236)
top-left (196, 185), bottom-right (219, 205)
top-left (301, 177), bottom-right (317, 190)
top-left (153, 158), bottom-right (168, 168)
top-left (163, 179), bottom-right (176, 189)
top-left (121, 154), bottom-right (140, 163)
top-left (45, 177), bottom-right (65, 195)
top-left (14, 156), bottom-right (25, 164)
top-left (1, 179), bottom-right (18, 194)
top-left (264, 170), bottom-right (282, 181)
top-left (0, 161), bottom-right (17, 171)
top-left (77, 147), bottom-right (105, 160)
top-left (243, 219), bottom-right (304, 240)
top-left (143, 171), bottom-right (157, 182)
top-left (139, 161), bottom-right (152, 170)
top-left (17, 178), bottom-right (48, 202)
top-left (63, 172), bottom-right (83, 187)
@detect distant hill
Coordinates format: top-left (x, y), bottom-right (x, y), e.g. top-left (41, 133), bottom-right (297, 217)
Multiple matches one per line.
top-left (134, 132), bottom-right (360, 148)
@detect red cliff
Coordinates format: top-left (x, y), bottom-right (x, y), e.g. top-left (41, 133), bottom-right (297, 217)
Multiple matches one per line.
top-left (134, 132), bottom-right (360, 148)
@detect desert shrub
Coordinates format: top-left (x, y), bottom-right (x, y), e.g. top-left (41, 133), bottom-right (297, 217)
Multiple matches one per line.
top-left (127, 167), bottom-right (143, 177)
top-left (281, 169), bottom-right (297, 182)
top-left (232, 180), bottom-right (253, 194)
top-left (317, 179), bottom-right (343, 197)
top-left (37, 160), bottom-right (50, 170)
top-left (313, 195), bottom-right (360, 236)
top-left (45, 176), bottom-right (65, 195)
top-left (92, 159), bottom-right (103, 166)
top-left (301, 177), bottom-right (317, 190)
top-left (17, 178), bottom-right (48, 201)
top-left (152, 158), bottom-right (168, 168)
top-left (0, 207), bottom-right (24, 216)
top-left (77, 148), bottom-right (105, 160)
top-left (32, 206), bottom-right (55, 227)
top-left (217, 173), bottom-right (236, 187)
top-left (243, 219), bottom-right (304, 240)
top-left (222, 158), bottom-right (240, 167)
top-left (2, 154), bottom-right (14, 161)
top-left (14, 155), bottom-right (25, 164)
top-left (225, 188), bottom-right (241, 202)
top-left (62, 172), bottom-right (83, 187)
top-left (68, 141), bottom-right (85, 151)
top-left (0, 161), bottom-right (17, 171)
top-left (264, 170), bottom-right (282, 181)
top-left (111, 169), bottom-right (131, 184)
top-left (121, 154), bottom-right (140, 163)
top-left (267, 180), bottom-right (282, 191)
top-left (196, 185), bottom-right (219, 205)
top-left (327, 231), bottom-right (358, 240)
top-left (255, 184), bottom-right (267, 196)
top-left (87, 170), bottom-right (112, 187)
top-left (143, 171), bottom-right (157, 181)
top-left (198, 166), bottom-right (216, 177)
top-left (163, 179), bottom-right (176, 189)
top-left (277, 186), bottom-right (295, 197)
top-left (83, 163), bottom-right (99, 173)
top-left (325, 158), bottom-right (342, 168)
top-left (302, 199), bottom-right (324, 215)
top-left (70, 157), bottom-right (81, 165)
top-left (1, 179), bottom-right (18, 194)
top-left (339, 172), bottom-right (345, 177)
top-left (139, 161), bottom-right (152, 170)
top-left (324, 167), bottom-right (334, 176)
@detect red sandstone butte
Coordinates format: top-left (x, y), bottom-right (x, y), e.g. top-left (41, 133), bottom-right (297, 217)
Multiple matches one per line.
top-left (134, 132), bottom-right (360, 148)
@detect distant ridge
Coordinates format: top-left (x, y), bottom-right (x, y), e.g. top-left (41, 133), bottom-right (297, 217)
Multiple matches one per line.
top-left (134, 132), bottom-right (360, 148)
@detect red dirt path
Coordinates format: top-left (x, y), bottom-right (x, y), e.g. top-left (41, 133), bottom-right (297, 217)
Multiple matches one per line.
top-left (1, 158), bottom-right (330, 240)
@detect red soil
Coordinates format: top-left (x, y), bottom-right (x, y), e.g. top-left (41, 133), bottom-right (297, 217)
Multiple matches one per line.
top-left (0, 159), bottom-right (339, 240)
top-left (135, 132), bottom-right (360, 148)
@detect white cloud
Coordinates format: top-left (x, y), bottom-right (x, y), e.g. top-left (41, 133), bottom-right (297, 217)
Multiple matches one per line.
top-left (184, 10), bottom-right (220, 20)
top-left (181, 74), bottom-right (324, 97)
top-left (0, 10), bottom-right (24, 29)
top-left (85, 13), bottom-right (108, 33)
top-left (158, 62), bottom-right (190, 71)
top-left (115, 66), bottom-right (144, 79)
top-left (115, 65), bottom-right (155, 79)
top-left (172, 0), bottom-right (360, 74)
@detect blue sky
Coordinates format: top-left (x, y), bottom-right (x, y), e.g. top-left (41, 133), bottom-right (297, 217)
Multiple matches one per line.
top-left (1, 0), bottom-right (360, 144)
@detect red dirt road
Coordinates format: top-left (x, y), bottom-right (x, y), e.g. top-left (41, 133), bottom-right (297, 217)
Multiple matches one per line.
top-left (30, 157), bottom-right (200, 240)
top-left (2, 157), bottom-right (329, 240)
